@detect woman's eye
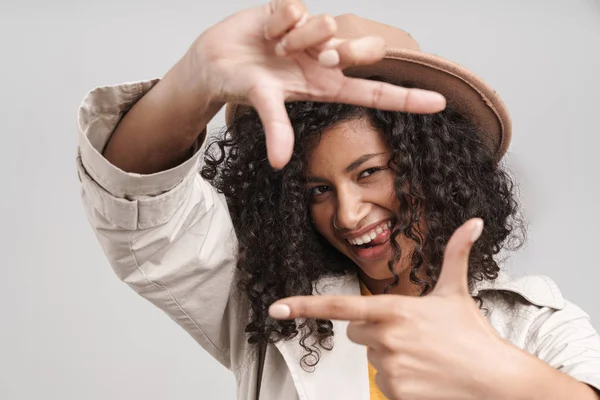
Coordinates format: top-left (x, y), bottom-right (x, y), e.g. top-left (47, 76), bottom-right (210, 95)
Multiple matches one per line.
top-left (310, 185), bottom-right (331, 196)
top-left (359, 167), bottom-right (382, 178)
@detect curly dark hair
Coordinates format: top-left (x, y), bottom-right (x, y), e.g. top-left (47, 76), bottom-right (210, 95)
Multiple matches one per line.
top-left (201, 89), bottom-right (525, 370)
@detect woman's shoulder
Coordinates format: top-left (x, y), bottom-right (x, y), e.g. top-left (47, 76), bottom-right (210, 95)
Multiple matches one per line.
top-left (473, 273), bottom-right (598, 351)
top-left (472, 273), bottom-right (565, 311)
top-left (476, 273), bottom-right (600, 389)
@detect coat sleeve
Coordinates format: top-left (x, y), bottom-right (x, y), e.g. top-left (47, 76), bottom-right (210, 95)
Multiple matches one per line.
top-left (76, 79), bottom-right (241, 370)
top-left (526, 299), bottom-right (600, 392)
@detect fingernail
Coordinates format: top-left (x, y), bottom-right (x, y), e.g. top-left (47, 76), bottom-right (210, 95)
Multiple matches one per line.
top-left (471, 219), bottom-right (484, 242)
top-left (269, 304), bottom-right (291, 319)
top-left (275, 39), bottom-right (287, 56)
top-left (318, 49), bottom-right (340, 67)
top-left (264, 25), bottom-right (271, 40)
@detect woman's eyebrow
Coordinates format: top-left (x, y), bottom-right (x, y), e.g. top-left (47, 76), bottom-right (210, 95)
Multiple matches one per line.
top-left (345, 153), bottom-right (385, 173)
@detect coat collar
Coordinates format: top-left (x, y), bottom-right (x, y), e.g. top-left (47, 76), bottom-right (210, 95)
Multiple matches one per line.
top-left (471, 272), bottom-right (565, 309)
top-left (274, 274), bottom-right (369, 400)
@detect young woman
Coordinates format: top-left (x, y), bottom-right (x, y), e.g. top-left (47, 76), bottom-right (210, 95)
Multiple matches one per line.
top-left (76, 1), bottom-right (600, 399)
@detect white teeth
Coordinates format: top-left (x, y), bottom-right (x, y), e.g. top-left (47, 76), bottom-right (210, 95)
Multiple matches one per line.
top-left (347, 220), bottom-right (393, 246)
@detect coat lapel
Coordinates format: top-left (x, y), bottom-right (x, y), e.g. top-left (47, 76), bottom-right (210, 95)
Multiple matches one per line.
top-left (274, 274), bottom-right (370, 400)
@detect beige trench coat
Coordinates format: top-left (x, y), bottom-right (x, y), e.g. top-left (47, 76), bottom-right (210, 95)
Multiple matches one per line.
top-left (76, 79), bottom-right (600, 399)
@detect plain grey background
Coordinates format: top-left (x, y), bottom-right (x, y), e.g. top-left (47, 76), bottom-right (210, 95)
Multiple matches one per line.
top-left (1, 0), bottom-right (599, 398)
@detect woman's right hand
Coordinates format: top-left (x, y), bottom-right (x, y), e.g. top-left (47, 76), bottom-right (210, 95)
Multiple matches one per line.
top-left (189, 0), bottom-right (446, 168)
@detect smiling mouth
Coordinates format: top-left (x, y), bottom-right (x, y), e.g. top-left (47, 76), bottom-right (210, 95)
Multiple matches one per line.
top-left (346, 221), bottom-right (395, 260)
top-left (346, 220), bottom-right (393, 246)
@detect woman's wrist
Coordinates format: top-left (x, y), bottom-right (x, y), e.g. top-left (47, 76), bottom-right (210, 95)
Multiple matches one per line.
top-left (104, 49), bottom-right (223, 174)
top-left (186, 34), bottom-right (229, 108)
top-left (487, 341), bottom-right (599, 400)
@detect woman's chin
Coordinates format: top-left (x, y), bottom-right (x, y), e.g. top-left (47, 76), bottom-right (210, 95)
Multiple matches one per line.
top-left (357, 261), bottom-right (396, 280)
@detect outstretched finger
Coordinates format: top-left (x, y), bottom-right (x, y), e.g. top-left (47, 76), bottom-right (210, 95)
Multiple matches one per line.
top-left (248, 87), bottom-right (294, 169)
top-left (326, 77), bottom-right (446, 114)
top-left (269, 295), bottom-right (405, 322)
top-left (432, 218), bottom-right (484, 297)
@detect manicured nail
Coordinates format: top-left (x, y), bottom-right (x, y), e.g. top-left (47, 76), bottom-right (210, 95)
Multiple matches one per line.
top-left (471, 219), bottom-right (484, 242)
top-left (275, 39), bottom-right (287, 56)
top-left (318, 49), bottom-right (340, 67)
top-left (269, 304), bottom-right (291, 319)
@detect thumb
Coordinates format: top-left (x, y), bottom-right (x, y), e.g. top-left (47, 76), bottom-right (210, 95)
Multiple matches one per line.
top-left (248, 87), bottom-right (294, 169)
top-left (432, 218), bottom-right (484, 297)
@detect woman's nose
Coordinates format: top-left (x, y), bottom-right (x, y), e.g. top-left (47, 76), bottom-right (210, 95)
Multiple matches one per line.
top-left (334, 185), bottom-right (370, 230)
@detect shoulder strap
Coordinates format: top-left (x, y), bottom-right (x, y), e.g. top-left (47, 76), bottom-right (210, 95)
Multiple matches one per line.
top-left (255, 342), bottom-right (267, 400)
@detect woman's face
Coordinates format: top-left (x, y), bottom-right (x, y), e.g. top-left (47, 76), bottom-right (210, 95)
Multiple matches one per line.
top-left (305, 118), bottom-right (400, 279)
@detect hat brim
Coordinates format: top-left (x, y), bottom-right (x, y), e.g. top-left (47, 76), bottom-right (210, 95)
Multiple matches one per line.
top-left (225, 48), bottom-right (511, 161)
top-left (345, 48), bottom-right (511, 160)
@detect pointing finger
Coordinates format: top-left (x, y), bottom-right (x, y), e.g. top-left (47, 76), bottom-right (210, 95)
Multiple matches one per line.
top-left (322, 77), bottom-right (446, 114)
top-left (269, 295), bottom-right (407, 322)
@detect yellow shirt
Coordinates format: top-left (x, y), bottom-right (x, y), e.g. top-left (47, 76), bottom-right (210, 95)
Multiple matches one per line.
top-left (359, 281), bottom-right (389, 400)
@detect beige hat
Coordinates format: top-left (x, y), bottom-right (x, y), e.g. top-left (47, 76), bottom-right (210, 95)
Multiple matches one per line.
top-left (225, 14), bottom-right (511, 161)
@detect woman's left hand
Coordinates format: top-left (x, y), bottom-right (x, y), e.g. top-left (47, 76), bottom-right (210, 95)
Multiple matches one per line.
top-left (269, 219), bottom-right (528, 400)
